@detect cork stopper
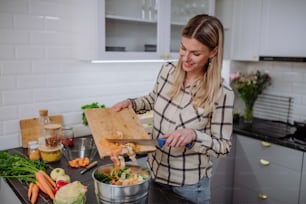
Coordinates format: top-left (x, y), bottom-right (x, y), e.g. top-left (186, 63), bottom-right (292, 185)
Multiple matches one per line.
top-left (39, 109), bottom-right (48, 117)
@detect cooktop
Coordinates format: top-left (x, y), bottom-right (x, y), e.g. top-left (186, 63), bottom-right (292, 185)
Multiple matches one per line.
top-left (234, 117), bottom-right (306, 151)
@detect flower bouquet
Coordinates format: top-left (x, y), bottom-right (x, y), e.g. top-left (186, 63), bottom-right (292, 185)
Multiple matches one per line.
top-left (230, 70), bottom-right (271, 122)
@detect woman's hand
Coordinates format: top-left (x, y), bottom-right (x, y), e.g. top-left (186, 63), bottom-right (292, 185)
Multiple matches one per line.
top-left (112, 99), bottom-right (132, 112)
top-left (162, 128), bottom-right (196, 148)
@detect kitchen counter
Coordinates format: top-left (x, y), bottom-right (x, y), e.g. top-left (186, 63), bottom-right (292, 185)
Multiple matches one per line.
top-left (4, 139), bottom-right (192, 204)
top-left (233, 117), bottom-right (306, 152)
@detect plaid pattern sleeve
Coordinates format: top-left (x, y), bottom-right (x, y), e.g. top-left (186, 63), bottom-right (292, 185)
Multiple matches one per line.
top-left (131, 62), bottom-right (235, 186)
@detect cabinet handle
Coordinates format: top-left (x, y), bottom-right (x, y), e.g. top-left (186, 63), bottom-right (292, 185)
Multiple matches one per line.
top-left (261, 141), bottom-right (271, 147)
top-left (260, 159), bottom-right (270, 166)
top-left (258, 192), bottom-right (268, 200)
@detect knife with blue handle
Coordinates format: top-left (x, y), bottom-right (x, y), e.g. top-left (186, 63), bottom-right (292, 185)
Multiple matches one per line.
top-left (107, 138), bottom-right (192, 148)
top-left (157, 138), bottom-right (192, 148)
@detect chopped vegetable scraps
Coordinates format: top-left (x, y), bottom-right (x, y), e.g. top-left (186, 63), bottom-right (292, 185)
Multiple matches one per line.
top-left (94, 166), bottom-right (150, 186)
top-left (68, 157), bottom-right (90, 168)
top-left (100, 137), bottom-right (140, 168)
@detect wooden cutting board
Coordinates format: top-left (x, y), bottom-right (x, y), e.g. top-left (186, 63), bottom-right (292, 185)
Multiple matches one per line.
top-left (20, 115), bottom-right (63, 148)
top-left (84, 107), bottom-right (156, 158)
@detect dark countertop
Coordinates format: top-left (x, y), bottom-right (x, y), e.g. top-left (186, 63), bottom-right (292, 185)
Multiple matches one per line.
top-left (233, 117), bottom-right (306, 152)
top-left (5, 139), bottom-right (192, 204)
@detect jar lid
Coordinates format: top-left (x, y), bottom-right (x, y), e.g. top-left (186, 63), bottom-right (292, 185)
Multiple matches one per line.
top-left (30, 143), bottom-right (39, 149)
top-left (28, 140), bottom-right (38, 146)
top-left (44, 124), bottom-right (61, 130)
top-left (39, 109), bottom-right (48, 117)
top-left (39, 144), bottom-right (63, 152)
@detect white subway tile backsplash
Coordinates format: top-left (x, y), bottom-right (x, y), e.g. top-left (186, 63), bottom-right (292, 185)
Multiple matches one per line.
top-left (0, 76), bottom-right (16, 90)
top-left (14, 14), bottom-right (44, 30)
top-left (44, 18), bottom-right (71, 32)
top-left (0, 0), bottom-right (28, 14)
top-left (0, 45), bottom-right (15, 60)
top-left (0, 106), bottom-right (18, 121)
top-left (29, 0), bottom-right (59, 17)
top-left (0, 14), bottom-right (13, 29)
top-left (31, 31), bottom-right (74, 45)
top-left (46, 46), bottom-right (74, 59)
top-left (0, 134), bottom-right (20, 150)
top-left (3, 120), bottom-right (19, 135)
top-left (32, 61), bottom-right (61, 74)
top-left (17, 75), bottom-right (46, 89)
top-left (3, 90), bottom-right (33, 105)
top-left (3, 61), bottom-right (31, 75)
top-left (16, 45), bottom-right (44, 59)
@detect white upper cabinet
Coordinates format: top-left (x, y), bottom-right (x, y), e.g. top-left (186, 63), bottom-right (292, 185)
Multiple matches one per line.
top-left (78, 0), bottom-right (215, 61)
top-left (260, 0), bottom-right (306, 57)
top-left (231, 0), bottom-right (306, 61)
top-left (231, 0), bottom-right (262, 61)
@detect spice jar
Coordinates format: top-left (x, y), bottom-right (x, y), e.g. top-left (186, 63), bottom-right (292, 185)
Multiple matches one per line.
top-left (44, 124), bottom-right (61, 148)
top-left (28, 141), bottom-right (41, 161)
top-left (61, 126), bottom-right (74, 147)
top-left (39, 124), bottom-right (63, 163)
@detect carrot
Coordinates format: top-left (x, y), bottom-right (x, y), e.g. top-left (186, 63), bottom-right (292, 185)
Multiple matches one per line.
top-left (69, 159), bottom-right (79, 168)
top-left (28, 182), bottom-right (34, 200)
top-left (36, 181), bottom-right (48, 196)
top-left (37, 170), bottom-right (56, 188)
top-left (35, 171), bottom-right (55, 200)
top-left (68, 157), bottom-right (90, 168)
top-left (30, 183), bottom-right (39, 204)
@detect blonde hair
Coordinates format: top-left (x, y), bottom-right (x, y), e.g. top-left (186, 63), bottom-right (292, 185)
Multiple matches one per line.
top-left (168, 14), bottom-right (224, 112)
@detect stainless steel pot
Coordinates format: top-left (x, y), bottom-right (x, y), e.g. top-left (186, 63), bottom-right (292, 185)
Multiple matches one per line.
top-left (92, 164), bottom-right (151, 204)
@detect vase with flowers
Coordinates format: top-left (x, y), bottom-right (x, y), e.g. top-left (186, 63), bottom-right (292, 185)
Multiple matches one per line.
top-left (230, 70), bottom-right (271, 123)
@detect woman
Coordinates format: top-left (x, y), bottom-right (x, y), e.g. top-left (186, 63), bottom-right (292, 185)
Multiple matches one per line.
top-left (112, 14), bottom-right (234, 204)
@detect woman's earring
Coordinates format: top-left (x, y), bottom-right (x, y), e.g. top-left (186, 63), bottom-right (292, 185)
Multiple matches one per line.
top-left (208, 58), bottom-right (212, 69)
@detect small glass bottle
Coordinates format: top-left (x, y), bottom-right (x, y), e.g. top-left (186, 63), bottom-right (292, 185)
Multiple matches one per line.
top-left (28, 141), bottom-right (41, 161)
top-left (38, 109), bottom-right (50, 145)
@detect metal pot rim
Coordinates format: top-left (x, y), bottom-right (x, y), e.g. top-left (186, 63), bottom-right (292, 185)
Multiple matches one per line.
top-left (92, 164), bottom-right (151, 187)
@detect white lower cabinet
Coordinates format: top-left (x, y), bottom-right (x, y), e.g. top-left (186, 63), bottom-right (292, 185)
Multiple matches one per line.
top-left (211, 136), bottom-right (236, 204)
top-left (300, 154), bottom-right (306, 204)
top-left (233, 134), bottom-right (303, 204)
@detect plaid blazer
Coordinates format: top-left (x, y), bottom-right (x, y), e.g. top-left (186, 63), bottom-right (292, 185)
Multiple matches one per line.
top-left (130, 62), bottom-right (234, 186)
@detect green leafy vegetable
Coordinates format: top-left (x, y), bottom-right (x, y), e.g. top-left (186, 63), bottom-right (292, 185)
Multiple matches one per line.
top-left (81, 102), bottom-right (106, 126)
top-left (94, 172), bottom-right (112, 184)
top-left (0, 151), bottom-right (47, 183)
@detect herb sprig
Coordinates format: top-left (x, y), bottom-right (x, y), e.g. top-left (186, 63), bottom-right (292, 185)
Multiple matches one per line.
top-left (81, 102), bottom-right (106, 126)
top-left (0, 151), bottom-right (47, 183)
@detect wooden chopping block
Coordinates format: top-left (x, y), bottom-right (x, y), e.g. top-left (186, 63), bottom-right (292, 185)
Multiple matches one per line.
top-left (20, 115), bottom-right (63, 148)
top-left (85, 107), bottom-right (156, 158)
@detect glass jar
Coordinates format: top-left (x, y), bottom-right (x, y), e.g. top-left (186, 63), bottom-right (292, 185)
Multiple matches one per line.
top-left (44, 124), bottom-right (61, 148)
top-left (28, 141), bottom-right (41, 161)
top-left (61, 127), bottom-right (74, 147)
top-left (39, 124), bottom-right (63, 163)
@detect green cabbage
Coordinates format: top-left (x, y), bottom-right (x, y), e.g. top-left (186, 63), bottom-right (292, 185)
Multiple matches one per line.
top-left (53, 181), bottom-right (87, 204)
